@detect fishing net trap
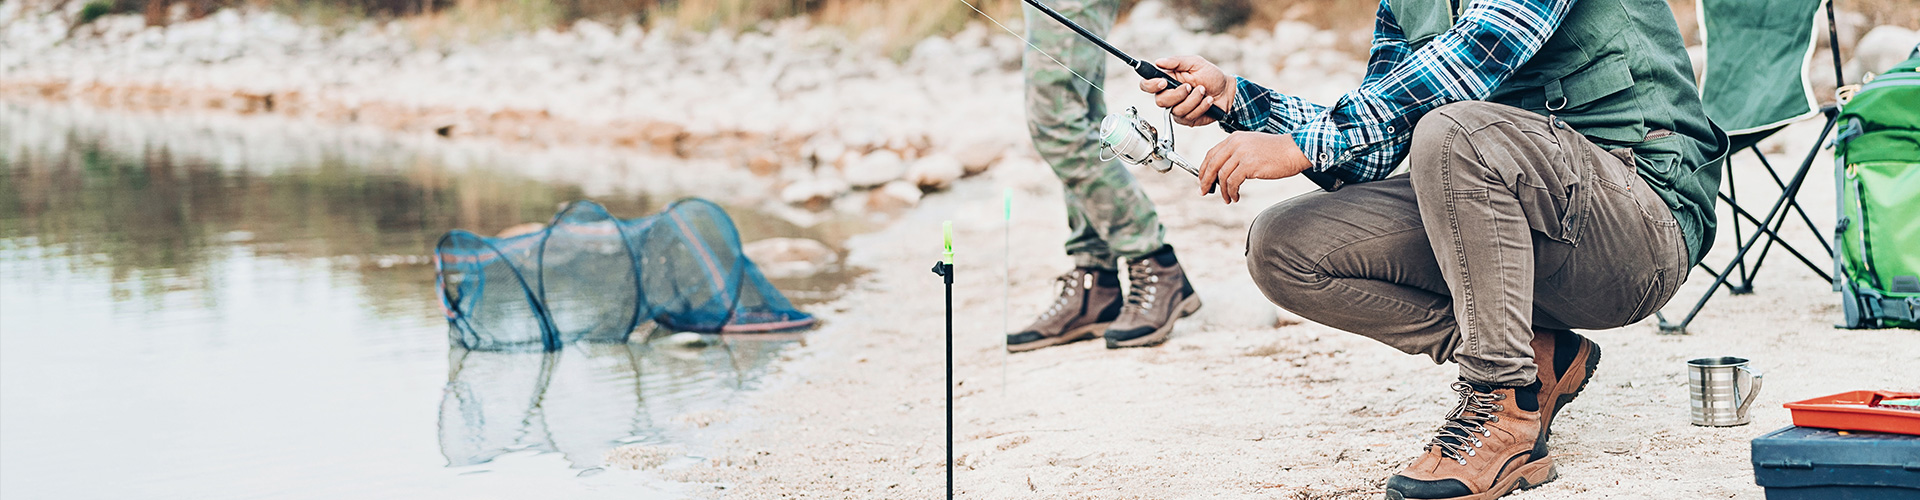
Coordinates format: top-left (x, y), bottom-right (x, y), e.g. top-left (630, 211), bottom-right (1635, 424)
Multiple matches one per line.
top-left (434, 199), bottom-right (816, 351)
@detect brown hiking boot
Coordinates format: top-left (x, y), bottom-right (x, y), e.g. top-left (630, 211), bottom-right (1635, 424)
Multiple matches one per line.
top-left (1104, 245), bottom-right (1201, 349)
top-left (1530, 327), bottom-right (1601, 445)
top-left (1384, 382), bottom-right (1555, 500)
top-left (1006, 268), bottom-right (1122, 352)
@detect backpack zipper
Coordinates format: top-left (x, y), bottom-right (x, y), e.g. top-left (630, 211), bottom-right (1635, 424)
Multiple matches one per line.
top-left (1860, 72), bottom-right (1920, 93)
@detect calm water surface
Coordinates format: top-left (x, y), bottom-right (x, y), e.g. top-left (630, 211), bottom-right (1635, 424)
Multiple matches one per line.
top-left (0, 104), bottom-right (855, 499)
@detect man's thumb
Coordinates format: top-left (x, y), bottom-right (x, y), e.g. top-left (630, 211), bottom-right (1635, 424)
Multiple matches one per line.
top-left (1154, 55), bottom-right (1196, 71)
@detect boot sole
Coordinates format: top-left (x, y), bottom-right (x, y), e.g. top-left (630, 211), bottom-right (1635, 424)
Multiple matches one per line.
top-left (1006, 321), bottom-right (1109, 353)
top-left (1382, 458), bottom-right (1558, 500)
top-left (1542, 336), bottom-right (1603, 444)
top-left (1104, 294), bottom-right (1202, 349)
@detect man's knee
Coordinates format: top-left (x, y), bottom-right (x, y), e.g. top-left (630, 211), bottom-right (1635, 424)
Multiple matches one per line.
top-left (1409, 101), bottom-right (1501, 160)
top-left (1407, 101), bottom-right (1523, 190)
top-left (1246, 196), bottom-right (1333, 305)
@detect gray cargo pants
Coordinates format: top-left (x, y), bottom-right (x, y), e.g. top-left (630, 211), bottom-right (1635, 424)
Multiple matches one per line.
top-left (1247, 101), bottom-right (1688, 386)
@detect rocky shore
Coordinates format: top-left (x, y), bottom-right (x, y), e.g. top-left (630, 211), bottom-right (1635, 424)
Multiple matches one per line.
top-left (11, 0), bottom-right (1911, 212)
top-left (3, 0), bottom-right (1378, 213)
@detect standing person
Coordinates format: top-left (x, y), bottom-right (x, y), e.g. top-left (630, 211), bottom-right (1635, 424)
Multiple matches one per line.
top-left (1138, 0), bottom-right (1727, 497)
top-left (1007, 0), bottom-right (1202, 353)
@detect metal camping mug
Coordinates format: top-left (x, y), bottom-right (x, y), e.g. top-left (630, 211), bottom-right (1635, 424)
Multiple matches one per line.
top-left (1687, 356), bottom-right (1764, 426)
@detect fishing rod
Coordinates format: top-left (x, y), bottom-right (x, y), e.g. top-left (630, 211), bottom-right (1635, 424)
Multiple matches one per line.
top-left (1020, 0), bottom-right (1224, 122)
top-left (1010, 0), bottom-right (1345, 192)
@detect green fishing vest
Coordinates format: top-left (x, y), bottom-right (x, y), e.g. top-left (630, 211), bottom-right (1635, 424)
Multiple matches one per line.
top-left (1391, 0), bottom-right (1730, 265)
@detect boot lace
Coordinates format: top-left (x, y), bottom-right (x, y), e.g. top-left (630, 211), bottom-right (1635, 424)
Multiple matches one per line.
top-left (1427, 381), bottom-right (1506, 465)
top-left (1037, 271), bottom-right (1085, 321)
top-left (1124, 259), bottom-right (1159, 313)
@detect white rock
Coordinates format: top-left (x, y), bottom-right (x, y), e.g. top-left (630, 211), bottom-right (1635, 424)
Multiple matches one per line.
top-left (1199, 36), bottom-right (1243, 67)
top-left (743, 237), bottom-right (838, 278)
top-left (842, 150), bottom-right (905, 188)
top-left (868, 180), bottom-right (923, 210)
top-left (906, 154), bottom-right (964, 190)
top-left (779, 177), bottom-right (850, 206)
top-left (953, 138), bottom-right (1006, 175)
top-left (1848, 26), bottom-right (1920, 83)
top-left (803, 135), bottom-right (846, 167)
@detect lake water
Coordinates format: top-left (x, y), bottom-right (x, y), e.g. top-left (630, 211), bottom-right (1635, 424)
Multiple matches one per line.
top-left (0, 104), bottom-right (853, 499)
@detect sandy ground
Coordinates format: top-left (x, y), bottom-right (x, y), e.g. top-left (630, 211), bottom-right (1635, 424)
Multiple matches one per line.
top-left (668, 116), bottom-right (1919, 499)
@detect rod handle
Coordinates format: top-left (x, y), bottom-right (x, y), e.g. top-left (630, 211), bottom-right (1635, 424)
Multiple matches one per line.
top-left (1135, 61), bottom-right (1229, 122)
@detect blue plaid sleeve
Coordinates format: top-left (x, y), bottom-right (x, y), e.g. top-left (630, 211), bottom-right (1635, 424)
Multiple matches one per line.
top-left (1222, 0), bottom-right (1577, 186)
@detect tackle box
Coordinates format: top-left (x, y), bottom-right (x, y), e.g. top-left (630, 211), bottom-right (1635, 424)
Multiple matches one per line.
top-left (1751, 426), bottom-right (1920, 499)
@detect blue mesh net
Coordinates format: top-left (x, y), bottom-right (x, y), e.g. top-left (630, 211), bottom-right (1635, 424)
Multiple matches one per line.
top-left (434, 199), bottom-right (815, 351)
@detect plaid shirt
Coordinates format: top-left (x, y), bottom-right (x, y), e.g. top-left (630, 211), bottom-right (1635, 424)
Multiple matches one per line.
top-left (1221, 0), bottom-right (1578, 186)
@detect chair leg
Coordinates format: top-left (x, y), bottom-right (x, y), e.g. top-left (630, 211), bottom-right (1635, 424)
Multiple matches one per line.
top-left (1727, 155), bottom-right (1754, 294)
top-left (1751, 146), bottom-right (1837, 265)
top-left (1739, 147), bottom-right (1836, 284)
top-left (1716, 196), bottom-right (1836, 284)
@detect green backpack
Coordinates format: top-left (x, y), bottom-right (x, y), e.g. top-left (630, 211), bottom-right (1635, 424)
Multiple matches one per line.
top-left (1834, 52), bottom-right (1920, 329)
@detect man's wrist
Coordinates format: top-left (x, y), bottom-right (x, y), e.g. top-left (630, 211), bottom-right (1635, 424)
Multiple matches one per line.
top-left (1219, 76), bottom-right (1267, 132)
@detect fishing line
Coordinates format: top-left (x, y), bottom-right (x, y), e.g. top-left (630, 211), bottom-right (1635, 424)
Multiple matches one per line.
top-left (953, 0), bottom-right (1108, 94)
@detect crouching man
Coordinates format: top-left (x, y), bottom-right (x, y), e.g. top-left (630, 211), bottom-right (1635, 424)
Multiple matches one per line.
top-left (1140, 0), bottom-right (1728, 497)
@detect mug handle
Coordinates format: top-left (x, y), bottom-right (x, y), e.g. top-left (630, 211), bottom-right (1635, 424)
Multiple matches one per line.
top-left (1735, 366), bottom-right (1765, 419)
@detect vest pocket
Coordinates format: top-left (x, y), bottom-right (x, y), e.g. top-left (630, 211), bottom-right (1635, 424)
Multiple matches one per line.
top-left (1549, 58), bottom-right (1649, 145)
top-left (1547, 58), bottom-right (1633, 112)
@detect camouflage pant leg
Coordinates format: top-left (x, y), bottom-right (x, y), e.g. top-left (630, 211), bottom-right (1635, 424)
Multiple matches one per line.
top-left (1023, 0), bottom-right (1166, 272)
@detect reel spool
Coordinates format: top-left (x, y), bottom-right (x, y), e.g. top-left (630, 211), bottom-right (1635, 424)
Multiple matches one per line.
top-left (1099, 106), bottom-right (1198, 177)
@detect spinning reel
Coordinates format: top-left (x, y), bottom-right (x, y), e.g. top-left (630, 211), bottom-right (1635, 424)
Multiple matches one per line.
top-left (1099, 106), bottom-right (1200, 179)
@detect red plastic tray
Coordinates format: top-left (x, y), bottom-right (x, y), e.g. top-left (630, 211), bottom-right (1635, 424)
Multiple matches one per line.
top-left (1783, 390), bottom-right (1920, 435)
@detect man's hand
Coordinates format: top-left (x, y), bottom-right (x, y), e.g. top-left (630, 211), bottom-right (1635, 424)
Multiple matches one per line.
top-left (1199, 132), bottom-right (1314, 203)
top-left (1138, 56), bottom-right (1234, 127)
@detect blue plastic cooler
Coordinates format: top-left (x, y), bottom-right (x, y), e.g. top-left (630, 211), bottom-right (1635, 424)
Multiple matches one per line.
top-left (1751, 426), bottom-right (1920, 499)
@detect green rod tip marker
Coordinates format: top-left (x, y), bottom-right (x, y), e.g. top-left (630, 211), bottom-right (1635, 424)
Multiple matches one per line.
top-left (942, 221), bottom-right (954, 264)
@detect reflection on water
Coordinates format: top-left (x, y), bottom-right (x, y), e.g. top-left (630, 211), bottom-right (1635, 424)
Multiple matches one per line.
top-left (439, 338), bottom-right (791, 470)
top-left (0, 103), bottom-right (839, 499)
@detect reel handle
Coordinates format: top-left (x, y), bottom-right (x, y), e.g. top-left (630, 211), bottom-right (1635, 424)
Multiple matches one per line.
top-left (1134, 61), bottom-right (1229, 122)
top-left (1135, 62), bottom-right (1342, 193)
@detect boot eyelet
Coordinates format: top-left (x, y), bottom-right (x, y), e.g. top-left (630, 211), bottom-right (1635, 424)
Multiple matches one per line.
top-left (1456, 458), bottom-right (1468, 465)
top-left (1466, 449), bottom-right (1476, 457)
top-left (1495, 394), bottom-right (1505, 401)
top-left (1489, 415), bottom-right (1499, 423)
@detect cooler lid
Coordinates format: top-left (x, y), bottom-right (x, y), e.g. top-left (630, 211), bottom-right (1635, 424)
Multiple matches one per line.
top-left (1751, 426), bottom-right (1920, 489)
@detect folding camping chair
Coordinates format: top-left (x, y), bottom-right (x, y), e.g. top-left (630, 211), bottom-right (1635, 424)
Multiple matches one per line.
top-left (1653, 0), bottom-right (1847, 333)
